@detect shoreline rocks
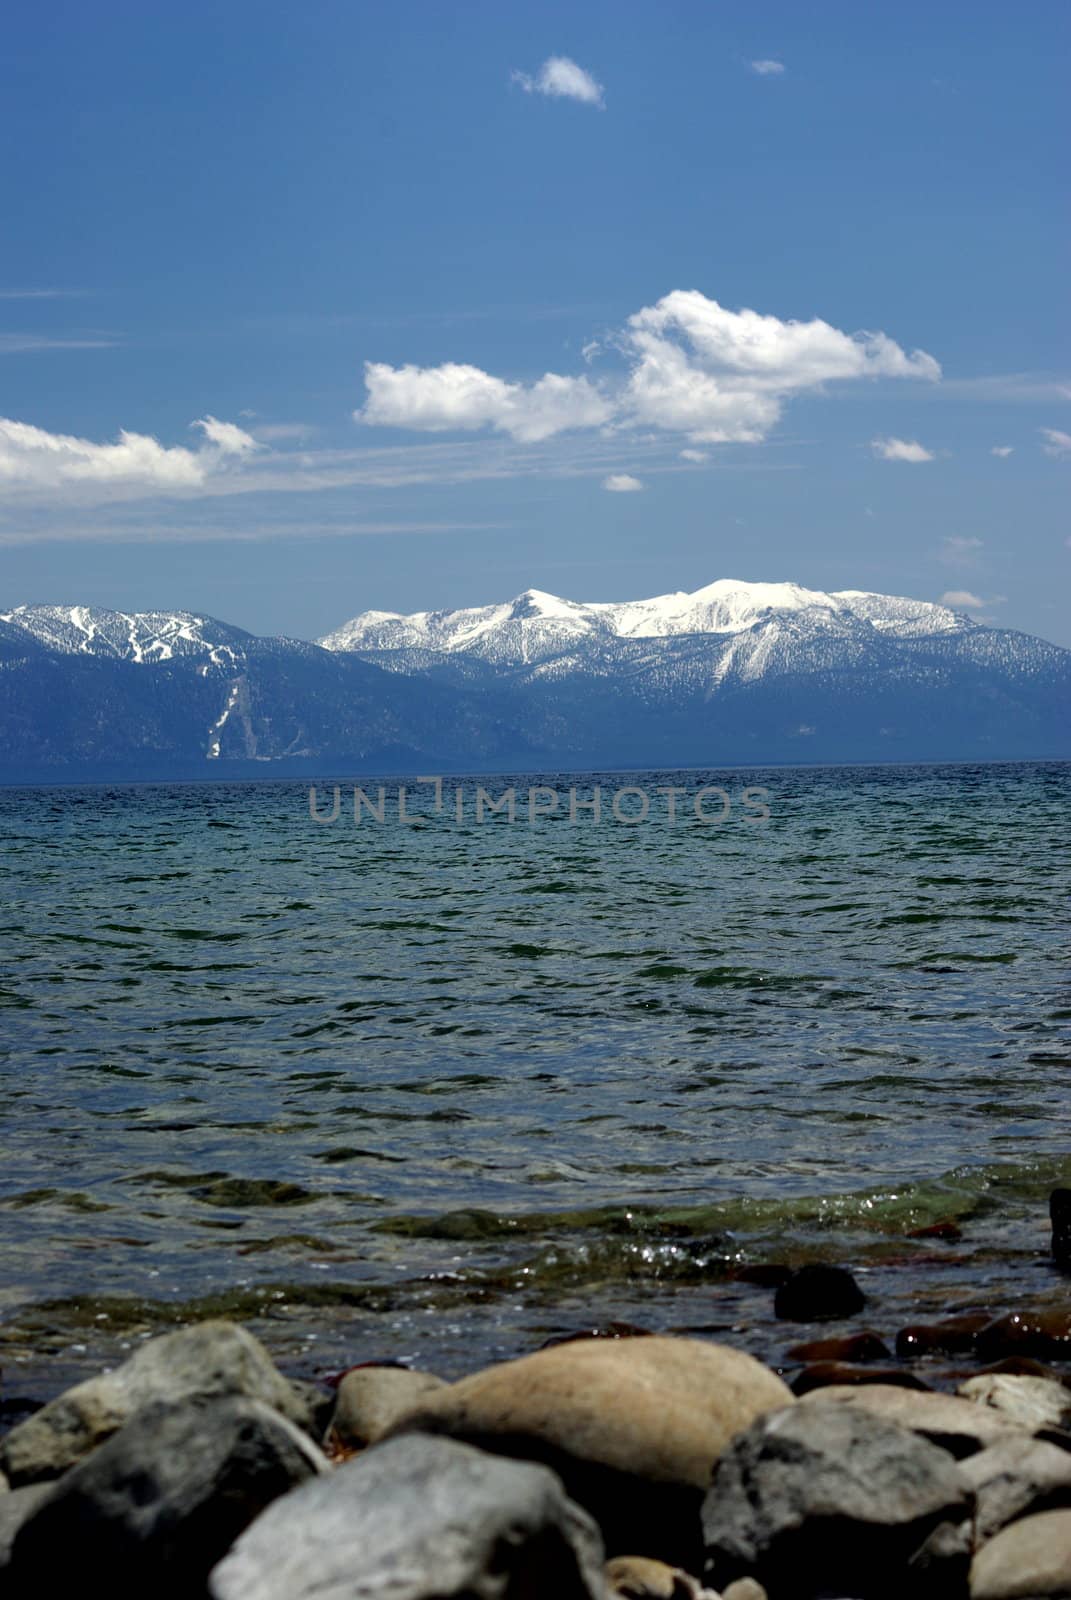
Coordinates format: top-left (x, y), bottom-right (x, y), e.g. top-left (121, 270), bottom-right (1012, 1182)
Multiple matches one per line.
top-left (1, 1317), bottom-right (1070, 1598)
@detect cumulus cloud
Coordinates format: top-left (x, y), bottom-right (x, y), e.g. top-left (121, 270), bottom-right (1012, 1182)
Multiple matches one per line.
top-left (0, 414), bottom-right (257, 492)
top-left (871, 436), bottom-right (935, 462)
top-left (358, 291), bottom-right (940, 450)
top-left (940, 590), bottom-right (986, 610)
top-left (512, 56), bottom-right (605, 108)
top-left (602, 473), bottom-right (644, 492)
top-left (358, 362), bottom-right (612, 443)
top-left (679, 448), bottom-right (709, 462)
top-left (750, 59), bottom-right (785, 75)
top-left (990, 445), bottom-right (1014, 457)
top-left (1041, 427), bottom-right (1071, 457)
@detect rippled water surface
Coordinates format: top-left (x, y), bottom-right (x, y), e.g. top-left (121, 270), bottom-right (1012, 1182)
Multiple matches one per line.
top-left (1, 763), bottom-right (1069, 1398)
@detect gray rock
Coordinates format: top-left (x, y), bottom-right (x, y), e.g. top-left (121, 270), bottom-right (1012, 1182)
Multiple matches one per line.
top-left (7, 1395), bottom-right (329, 1599)
top-left (961, 1438), bottom-right (1071, 1542)
top-left (0, 1485), bottom-right (53, 1571)
top-left (969, 1507), bottom-right (1071, 1598)
top-left (701, 1401), bottom-right (974, 1598)
top-left (959, 1374), bottom-right (1071, 1434)
top-left (0, 1321), bottom-right (311, 1485)
top-left (332, 1365), bottom-right (447, 1448)
top-left (800, 1384), bottom-right (1026, 1458)
top-left (210, 1432), bottom-right (606, 1600)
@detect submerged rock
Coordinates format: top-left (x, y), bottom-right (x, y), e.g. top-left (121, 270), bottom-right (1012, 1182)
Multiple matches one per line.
top-left (388, 1335), bottom-right (793, 1566)
top-left (332, 1366), bottom-right (447, 1449)
top-left (701, 1402), bottom-right (972, 1599)
top-left (210, 1433), bottom-right (606, 1600)
top-left (959, 1374), bottom-right (1071, 1433)
top-left (0, 1321), bottom-right (313, 1486)
top-left (785, 1330), bottom-right (891, 1363)
top-left (772, 1264), bottom-right (865, 1322)
top-left (976, 1310), bottom-right (1071, 1362)
top-left (7, 1395), bottom-right (328, 1599)
top-left (791, 1362), bottom-right (931, 1396)
top-left (960, 1436), bottom-right (1071, 1542)
top-left (896, 1312), bottom-right (993, 1359)
top-left (968, 1508), bottom-right (1071, 1599)
top-left (1051, 1189), bottom-right (1071, 1271)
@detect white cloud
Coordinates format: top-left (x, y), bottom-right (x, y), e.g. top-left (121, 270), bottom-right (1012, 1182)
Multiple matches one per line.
top-left (750, 59), bottom-right (785, 75)
top-left (192, 415), bottom-right (259, 456)
top-left (940, 590), bottom-right (986, 610)
top-left (990, 445), bottom-right (1014, 457)
top-left (1041, 427), bottom-right (1071, 457)
top-left (0, 414), bottom-right (257, 492)
top-left (512, 56), bottom-right (605, 108)
top-left (358, 291), bottom-right (940, 450)
top-left (939, 535), bottom-right (983, 569)
top-left (871, 436), bottom-right (935, 462)
top-left (602, 473), bottom-right (644, 492)
top-left (679, 448), bottom-right (709, 462)
top-left (358, 361), bottom-right (612, 443)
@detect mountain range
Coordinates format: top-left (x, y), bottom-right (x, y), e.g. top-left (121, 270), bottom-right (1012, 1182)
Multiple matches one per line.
top-left (0, 580), bottom-right (1067, 779)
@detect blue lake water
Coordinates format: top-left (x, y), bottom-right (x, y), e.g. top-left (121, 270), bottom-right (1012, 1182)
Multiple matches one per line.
top-left (1, 762), bottom-right (1069, 1398)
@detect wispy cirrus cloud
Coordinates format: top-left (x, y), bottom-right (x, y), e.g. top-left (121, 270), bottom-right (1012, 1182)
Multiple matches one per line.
top-left (750, 59), bottom-right (785, 76)
top-left (0, 334), bottom-right (117, 354)
top-left (511, 56), bottom-right (605, 108)
top-left (990, 445), bottom-right (1014, 457)
top-left (0, 288), bottom-right (89, 301)
top-left (871, 436), bottom-right (935, 462)
top-left (1041, 427), bottom-right (1071, 457)
top-left (358, 289), bottom-right (940, 449)
top-left (938, 536), bottom-right (983, 569)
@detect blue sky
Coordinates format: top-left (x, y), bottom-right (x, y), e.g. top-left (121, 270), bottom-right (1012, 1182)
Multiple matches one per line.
top-left (1, 0), bottom-right (1068, 642)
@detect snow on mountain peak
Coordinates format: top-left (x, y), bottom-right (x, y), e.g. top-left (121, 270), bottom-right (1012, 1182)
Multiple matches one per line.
top-left (319, 577), bottom-right (974, 662)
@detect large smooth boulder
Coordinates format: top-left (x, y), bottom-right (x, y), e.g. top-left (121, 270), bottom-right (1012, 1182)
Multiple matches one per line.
top-left (210, 1432), bottom-right (606, 1600)
top-left (389, 1336), bottom-right (793, 1566)
top-left (799, 1384), bottom-right (1027, 1458)
top-left (961, 1438), bottom-right (1071, 1542)
top-left (332, 1365), bottom-right (447, 1449)
top-left (701, 1402), bottom-right (973, 1599)
top-left (0, 1321), bottom-right (311, 1486)
top-left (7, 1395), bottom-right (328, 1600)
top-left (969, 1508), bottom-right (1071, 1598)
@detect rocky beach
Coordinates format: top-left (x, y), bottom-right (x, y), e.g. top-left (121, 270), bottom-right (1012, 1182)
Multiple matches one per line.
top-left (2, 1189), bottom-right (1069, 1598)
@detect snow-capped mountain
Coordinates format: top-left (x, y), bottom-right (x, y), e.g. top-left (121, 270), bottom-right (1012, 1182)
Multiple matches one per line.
top-left (319, 578), bottom-right (976, 668)
top-left (0, 604), bottom-right (317, 668)
top-left (0, 581), bottom-right (1066, 778)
